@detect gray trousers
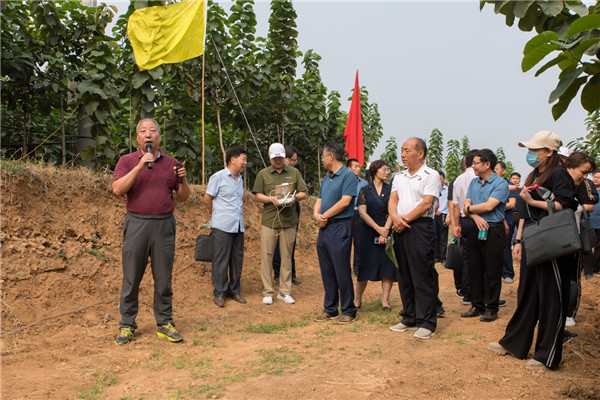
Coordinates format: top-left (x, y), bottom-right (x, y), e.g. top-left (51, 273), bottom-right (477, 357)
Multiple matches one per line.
top-left (211, 228), bottom-right (244, 297)
top-left (119, 212), bottom-right (176, 329)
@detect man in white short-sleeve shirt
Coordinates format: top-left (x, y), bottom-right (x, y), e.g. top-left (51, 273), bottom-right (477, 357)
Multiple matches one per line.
top-left (388, 137), bottom-right (441, 340)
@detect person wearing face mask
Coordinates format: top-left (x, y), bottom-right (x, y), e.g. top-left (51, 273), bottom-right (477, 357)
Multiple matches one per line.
top-left (487, 130), bottom-right (578, 371)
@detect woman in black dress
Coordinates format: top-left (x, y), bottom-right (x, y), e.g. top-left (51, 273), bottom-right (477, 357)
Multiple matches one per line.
top-left (353, 160), bottom-right (396, 310)
top-left (487, 131), bottom-right (578, 371)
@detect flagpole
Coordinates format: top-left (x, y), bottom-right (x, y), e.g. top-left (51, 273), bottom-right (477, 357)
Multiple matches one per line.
top-left (202, 53), bottom-right (206, 186)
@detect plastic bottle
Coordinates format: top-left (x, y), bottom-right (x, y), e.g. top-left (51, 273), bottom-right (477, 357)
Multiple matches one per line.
top-left (532, 184), bottom-right (555, 201)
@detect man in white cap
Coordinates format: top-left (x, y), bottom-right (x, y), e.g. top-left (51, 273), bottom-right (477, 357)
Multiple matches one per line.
top-left (252, 143), bottom-right (308, 305)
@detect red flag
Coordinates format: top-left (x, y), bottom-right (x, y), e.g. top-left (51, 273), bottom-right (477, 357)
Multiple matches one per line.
top-left (343, 70), bottom-right (364, 166)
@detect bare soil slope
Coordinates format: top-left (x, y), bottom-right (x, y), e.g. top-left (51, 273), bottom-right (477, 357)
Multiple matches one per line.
top-left (2, 162), bottom-right (600, 400)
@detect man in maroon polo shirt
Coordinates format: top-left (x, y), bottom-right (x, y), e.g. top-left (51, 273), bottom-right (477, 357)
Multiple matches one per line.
top-left (112, 118), bottom-right (190, 345)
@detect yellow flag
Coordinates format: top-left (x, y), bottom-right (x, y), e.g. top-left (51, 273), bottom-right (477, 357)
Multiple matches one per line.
top-left (128, 0), bottom-right (206, 71)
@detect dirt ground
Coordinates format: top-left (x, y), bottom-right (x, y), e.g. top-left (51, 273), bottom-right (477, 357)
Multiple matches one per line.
top-left (2, 162), bottom-right (600, 400)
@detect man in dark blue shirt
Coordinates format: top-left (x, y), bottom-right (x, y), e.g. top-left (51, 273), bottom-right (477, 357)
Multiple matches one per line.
top-left (313, 142), bottom-right (358, 324)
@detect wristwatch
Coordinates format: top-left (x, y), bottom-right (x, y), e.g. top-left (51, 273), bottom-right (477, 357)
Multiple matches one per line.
top-left (512, 238), bottom-right (522, 245)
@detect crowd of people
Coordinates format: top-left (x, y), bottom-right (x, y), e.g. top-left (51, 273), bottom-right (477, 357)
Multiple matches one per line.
top-left (111, 119), bottom-right (599, 372)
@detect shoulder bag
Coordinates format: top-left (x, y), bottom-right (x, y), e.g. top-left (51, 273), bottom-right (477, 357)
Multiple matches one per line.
top-left (523, 201), bottom-right (582, 265)
top-left (194, 233), bottom-right (213, 262)
top-left (580, 207), bottom-right (596, 253)
top-left (445, 237), bottom-right (462, 271)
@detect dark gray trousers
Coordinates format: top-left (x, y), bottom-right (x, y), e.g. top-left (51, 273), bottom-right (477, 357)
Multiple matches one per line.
top-left (211, 228), bottom-right (244, 297)
top-left (119, 212), bottom-right (176, 329)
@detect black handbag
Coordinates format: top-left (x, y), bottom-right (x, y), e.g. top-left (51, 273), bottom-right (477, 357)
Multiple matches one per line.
top-left (523, 201), bottom-right (582, 265)
top-left (194, 233), bottom-right (213, 262)
top-left (580, 207), bottom-right (596, 253)
top-left (445, 237), bottom-right (462, 271)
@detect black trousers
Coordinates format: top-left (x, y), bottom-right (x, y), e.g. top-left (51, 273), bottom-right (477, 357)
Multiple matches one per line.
top-left (211, 228), bottom-right (244, 298)
top-left (466, 223), bottom-right (506, 313)
top-left (317, 219), bottom-right (356, 317)
top-left (458, 217), bottom-right (474, 299)
top-left (434, 213), bottom-right (448, 262)
top-left (119, 212), bottom-right (176, 329)
top-left (580, 228), bottom-right (600, 275)
top-left (393, 218), bottom-right (438, 332)
top-left (499, 250), bottom-right (572, 369)
top-left (501, 220), bottom-right (516, 279)
top-left (352, 209), bottom-right (362, 276)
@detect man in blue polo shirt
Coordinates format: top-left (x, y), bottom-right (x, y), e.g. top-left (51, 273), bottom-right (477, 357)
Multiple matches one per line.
top-left (313, 142), bottom-right (358, 324)
top-left (461, 149), bottom-right (509, 322)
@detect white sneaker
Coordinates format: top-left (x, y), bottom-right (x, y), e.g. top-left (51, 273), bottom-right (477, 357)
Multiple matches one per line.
top-left (390, 322), bottom-right (418, 332)
top-left (565, 317), bottom-right (576, 327)
top-left (413, 328), bottom-right (435, 339)
top-left (277, 293), bottom-right (295, 304)
top-left (262, 296), bottom-right (273, 305)
top-left (504, 277), bottom-right (513, 283)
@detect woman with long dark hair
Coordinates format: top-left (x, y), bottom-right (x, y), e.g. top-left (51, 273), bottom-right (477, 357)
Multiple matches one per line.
top-left (487, 131), bottom-right (578, 371)
top-left (353, 160), bottom-right (396, 310)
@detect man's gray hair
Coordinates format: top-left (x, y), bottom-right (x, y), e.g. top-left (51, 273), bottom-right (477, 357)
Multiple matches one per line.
top-left (136, 118), bottom-right (161, 134)
top-left (323, 141), bottom-right (345, 162)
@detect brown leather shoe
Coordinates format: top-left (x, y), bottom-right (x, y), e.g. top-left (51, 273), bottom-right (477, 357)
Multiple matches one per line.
top-left (213, 296), bottom-right (225, 307)
top-left (232, 294), bottom-right (247, 304)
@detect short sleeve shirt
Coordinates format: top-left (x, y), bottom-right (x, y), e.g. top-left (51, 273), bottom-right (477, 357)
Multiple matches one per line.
top-left (452, 168), bottom-right (476, 216)
top-left (206, 168), bottom-right (245, 233)
top-left (113, 149), bottom-right (179, 215)
top-left (252, 165), bottom-right (308, 228)
top-left (318, 165), bottom-right (357, 220)
top-left (466, 172), bottom-right (509, 223)
top-left (391, 164), bottom-right (440, 218)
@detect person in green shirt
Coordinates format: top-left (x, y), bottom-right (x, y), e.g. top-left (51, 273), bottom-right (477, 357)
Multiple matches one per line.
top-left (252, 143), bottom-right (308, 305)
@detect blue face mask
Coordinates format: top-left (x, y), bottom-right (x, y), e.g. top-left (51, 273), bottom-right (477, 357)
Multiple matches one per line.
top-left (526, 151), bottom-right (541, 168)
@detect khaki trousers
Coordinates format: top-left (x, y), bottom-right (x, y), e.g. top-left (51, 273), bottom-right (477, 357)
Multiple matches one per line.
top-left (260, 225), bottom-right (296, 297)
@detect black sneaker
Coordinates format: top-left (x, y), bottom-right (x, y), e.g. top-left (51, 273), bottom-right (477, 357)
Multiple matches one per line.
top-left (498, 299), bottom-right (507, 307)
top-left (563, 330), bottom-right (578, 344)
top-left (157, 323), bottom-right (183, 342)
top-left (456, 289), bottom-right (464, 298)
top-left (115, 327), bottom-right (135, 345)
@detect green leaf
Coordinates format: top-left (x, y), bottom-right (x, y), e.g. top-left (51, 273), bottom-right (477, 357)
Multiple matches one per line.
top-left (535, 53), bottom-right (569, 76)
top-left (581, 74), bottom-right (600, 112)
top-left (522, 31), bottom-right (561, 72)
top-left (551, 76), bottom-right (587, 120)
top-left (539, 1), bottom-right (565, 17)
top-left (513, 0), bottom-right (535, 18)
top-left (549, 66), bottom-right (585, 103)
top-left (85, 100), bottom-right (99, 115)
top-left (572, 38), bottom-right (600, 60)
top-left (565, 1), bottom-right (589, 17)
top-left (566, 14), bottom-right (600, 39)
top-left (132, 72), bottom-right (148, 89)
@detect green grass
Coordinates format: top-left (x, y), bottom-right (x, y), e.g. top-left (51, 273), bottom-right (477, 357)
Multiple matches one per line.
top-left (77, 370), bottom-right (117, 400)
top-left (172, 354), bottom-right (188, 369)
top-left (256, 347), bottom-right (303, 375)
top-left (242, 313), bottom-right (311, 334)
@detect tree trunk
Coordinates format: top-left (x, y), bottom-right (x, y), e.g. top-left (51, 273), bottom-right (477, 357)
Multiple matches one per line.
top-left (60, 95), bottom-right (66, 166)
top-left (76, 104), bottom-right (94, 169)
top-left (22, 107), bottom-right (30, 158)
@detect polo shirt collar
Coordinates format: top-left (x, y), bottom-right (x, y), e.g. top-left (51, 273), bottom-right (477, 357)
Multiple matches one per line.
top-left (478, 171), bottom-right (500, 186)
top-left (329, 165), bottom-right (347, 178)
top-left (401, 163), bottom-right (428, 178)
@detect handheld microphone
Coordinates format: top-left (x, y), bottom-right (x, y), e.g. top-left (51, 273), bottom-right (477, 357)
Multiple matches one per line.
top-left (145, 143), bottom-right (154, 169)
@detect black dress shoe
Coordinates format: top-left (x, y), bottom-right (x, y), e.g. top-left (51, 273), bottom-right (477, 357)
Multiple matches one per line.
top-left (213, 296), bottom-right (225, 307)
top-left (480, 312), bottom-right (498, 322)
top-left (461, 307), bottom-right (483, 318)
top-left (232, 294), bottom-right (247, 304)
top-left (292, 277), bottom-right (302, 285)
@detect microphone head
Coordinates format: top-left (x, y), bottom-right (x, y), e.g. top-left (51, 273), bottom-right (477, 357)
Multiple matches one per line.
top-left (145, 143), bottom-right (153, 153)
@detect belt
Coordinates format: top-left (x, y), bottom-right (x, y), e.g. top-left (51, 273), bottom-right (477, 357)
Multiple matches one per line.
top-left (487, 222), bottom-right (504, 226)
top-left (328, 217), bottom-right (351, 225)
